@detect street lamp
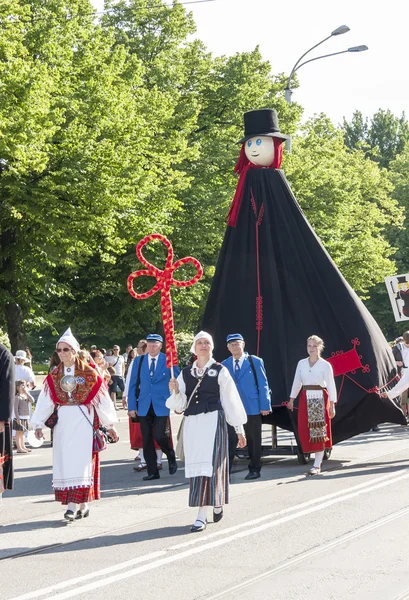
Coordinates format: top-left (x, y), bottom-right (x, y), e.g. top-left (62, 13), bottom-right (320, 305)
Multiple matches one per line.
top-left (284, 25), bottom-right (368, 151)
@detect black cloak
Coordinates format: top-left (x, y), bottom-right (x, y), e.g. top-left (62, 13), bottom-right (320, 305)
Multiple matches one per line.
top-left (202, 168), bottom-right (406, 443)
top-left (0, 343), bottom-right (14, 491)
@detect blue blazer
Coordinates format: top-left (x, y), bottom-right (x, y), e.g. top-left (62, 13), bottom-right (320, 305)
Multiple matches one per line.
top-left (127, 353), bottom-right (180, 417)
top-left (222, 353), bottom-right (271, 415)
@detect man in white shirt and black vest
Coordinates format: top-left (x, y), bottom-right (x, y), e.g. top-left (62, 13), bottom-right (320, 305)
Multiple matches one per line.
top-left (223, 334), bottom-right (271, 480)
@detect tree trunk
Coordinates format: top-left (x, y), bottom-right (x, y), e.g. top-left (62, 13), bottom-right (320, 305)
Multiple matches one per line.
top-left (4, 302), bottom-right (27, 354)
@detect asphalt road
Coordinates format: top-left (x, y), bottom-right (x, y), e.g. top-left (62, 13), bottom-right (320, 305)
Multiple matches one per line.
top-left (1, 412), bottom-right (409, 600)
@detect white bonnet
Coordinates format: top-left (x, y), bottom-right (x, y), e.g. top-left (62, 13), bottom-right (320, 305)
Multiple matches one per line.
top-left (190, 331), bottom-right (214, 354)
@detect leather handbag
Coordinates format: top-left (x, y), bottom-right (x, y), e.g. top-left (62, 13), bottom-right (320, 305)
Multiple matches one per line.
top-left (79, 406), bottom-right (107, 453)
top-left (44, 406), bottom-right (59, 429)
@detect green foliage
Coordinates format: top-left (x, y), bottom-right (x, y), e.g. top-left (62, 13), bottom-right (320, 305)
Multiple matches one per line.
top-left (343, 109), bottom-right (409, 168)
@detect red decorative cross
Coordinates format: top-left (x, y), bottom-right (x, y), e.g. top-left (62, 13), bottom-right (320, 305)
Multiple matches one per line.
top-left (127, 234), bottom-right (203, 367)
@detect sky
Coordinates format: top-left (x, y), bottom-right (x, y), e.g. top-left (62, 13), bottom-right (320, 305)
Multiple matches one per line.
top-left (91, 0), bottom-right (409, 126)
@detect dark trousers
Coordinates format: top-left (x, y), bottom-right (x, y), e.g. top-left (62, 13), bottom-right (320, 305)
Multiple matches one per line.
top-left (139, 404), bottom-right (175, 476)
top-left (227, 424), bottom-right (238, 474)
top-left (244, 414), bottom-right (262, 473)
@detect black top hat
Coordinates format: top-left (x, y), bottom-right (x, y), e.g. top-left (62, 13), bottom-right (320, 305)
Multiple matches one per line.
top-left (237, 109), bottom-right (289, 144)
top-left (397, 276), bottom-right (408, 284)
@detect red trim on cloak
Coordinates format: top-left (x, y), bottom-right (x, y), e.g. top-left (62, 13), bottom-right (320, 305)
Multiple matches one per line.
top-left (227, 138), bottom-right (284, 227)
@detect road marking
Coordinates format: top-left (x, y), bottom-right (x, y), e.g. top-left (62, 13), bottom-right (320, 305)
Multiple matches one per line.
top-left (8, 469), bottom-right (409, 600)
top-left (8, 551), bottom-right (167, 600)
top-left (205, 504), bottom-right (409, 599)
top-left (168, 467), bottom-right (407, 550)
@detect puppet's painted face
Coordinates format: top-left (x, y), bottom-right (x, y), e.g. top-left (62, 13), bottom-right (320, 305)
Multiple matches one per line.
top-left (244, 135), bottom-right (275, 166)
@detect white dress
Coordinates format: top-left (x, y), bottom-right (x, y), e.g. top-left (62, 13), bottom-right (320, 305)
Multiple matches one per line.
top-left (166, 358), bottom-right (247, 478)
top-left (31, 367), bottom-right (118, 491)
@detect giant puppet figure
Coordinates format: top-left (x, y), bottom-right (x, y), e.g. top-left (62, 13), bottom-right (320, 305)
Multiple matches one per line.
top-left (202, 109), bottom-right (406, 442)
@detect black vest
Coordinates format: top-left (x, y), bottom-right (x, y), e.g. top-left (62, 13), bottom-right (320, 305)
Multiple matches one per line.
top-left (183, 363), bottom-right (223, 416)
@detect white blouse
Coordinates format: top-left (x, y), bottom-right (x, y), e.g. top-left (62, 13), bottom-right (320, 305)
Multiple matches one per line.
top-left (386, 367), bottom-right (409, 400)
top-left (290, 357), bottom-right (337, 403)
top-left (166, 358), bottom-right (247, 433)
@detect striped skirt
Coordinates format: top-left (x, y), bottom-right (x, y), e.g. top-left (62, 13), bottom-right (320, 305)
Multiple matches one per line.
top-left (188, 411), bottom-right (229, 507)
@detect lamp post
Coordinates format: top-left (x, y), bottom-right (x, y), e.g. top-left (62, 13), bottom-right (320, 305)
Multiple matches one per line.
top-left (284, 25), bottom-right (368, 151)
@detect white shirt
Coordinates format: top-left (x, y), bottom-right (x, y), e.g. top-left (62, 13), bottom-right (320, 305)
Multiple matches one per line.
top-left (231, 353), bottom-right (246, 369)
top-left (400, 343), bottom-right (409, 367)
top-left (106, 354), bottom-right (124, 376)
top-left (15, 364), bottom-right (36, 386)
top-left (290, 357), bottom-right (337, 403)
top-left (147, 354), bottom-right (158, 373)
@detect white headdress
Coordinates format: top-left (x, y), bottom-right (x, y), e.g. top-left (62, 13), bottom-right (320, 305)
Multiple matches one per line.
top-left (57, 327), bottom-right (80, 352)
top-left (190, 331), bottom-right (214, 354)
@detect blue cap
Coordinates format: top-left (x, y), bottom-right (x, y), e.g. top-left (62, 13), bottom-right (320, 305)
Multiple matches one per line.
top-left (146, 333), bottom-right (163, 343)
top-left (226, 333), bottom-right (244, 343)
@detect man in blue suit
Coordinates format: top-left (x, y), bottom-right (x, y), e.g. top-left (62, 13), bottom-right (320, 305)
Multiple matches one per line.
top-left (223, 333), bottom-right (271, 480)
top-left (128, 334), bottom-right (180, 481)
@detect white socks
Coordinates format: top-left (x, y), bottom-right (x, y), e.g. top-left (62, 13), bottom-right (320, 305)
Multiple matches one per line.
top-left (67, 502), bottom-right (76, 513)
top-left (213, 506), bottom-right (222, 515)
top-left (139, 449), bottom-right (144, 462)
top-left (156, 448), bottom-right (163, 465)
top-left (194, 506), bottom-right (209, 527)
top-left (79, 503), bottom-right (88, 511)
top-left (314, 450), bottom-right (324, 468)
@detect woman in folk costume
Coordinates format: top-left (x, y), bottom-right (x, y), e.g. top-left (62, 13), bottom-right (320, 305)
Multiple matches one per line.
top-left (31, 328), bottom-right (118, 521)
top-left (287, 335), bottom-right (337, 475)
top-left (0, 344), bottom-right (14, 501)
top-left (167, 331), bottom-right (247, 532)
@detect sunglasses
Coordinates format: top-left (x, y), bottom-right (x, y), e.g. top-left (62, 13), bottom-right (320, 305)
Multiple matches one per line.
top-left (57, 347), bottom-right (72, 353)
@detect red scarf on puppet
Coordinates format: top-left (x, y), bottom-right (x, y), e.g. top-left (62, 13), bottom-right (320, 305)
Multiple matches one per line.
top-left (227, 137), bottom-right (284, 227)
top-left (45, 358), bottom-right (104, 407)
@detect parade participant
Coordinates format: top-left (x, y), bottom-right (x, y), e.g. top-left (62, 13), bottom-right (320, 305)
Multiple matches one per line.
top-left (136, 340), bottom-right (148, 356)
top-left (13, 381), bottom-right (34, 454)
top-left (167, 331), bottom-right (247, 532)
top-left (14, 350), bottom-right (35, 390)
top-left (128, 333), bottom-right (178, 481)
top-left (124, 340), bottom-right (165, 466)
top-left (392, 331), bottom-right (409, 421)
top-left (0, 343), bottom-right (14, 499)
top-left (31, 328), bottom-right (118, 521)
top-left (287, 335), bottom-right (337, 476)
top-left (223, 333), bottom-right (271, 480)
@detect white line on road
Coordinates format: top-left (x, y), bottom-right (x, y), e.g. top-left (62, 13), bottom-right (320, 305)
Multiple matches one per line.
top-left (8, 469), bottom-right (409, 600)
top-left (204, 505), bottom-right (409, 599)
top-left (168, 467), bottom-right (408, 550)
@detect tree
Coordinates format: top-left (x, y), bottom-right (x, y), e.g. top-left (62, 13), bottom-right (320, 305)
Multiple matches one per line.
top-left (0, 0), bottom-right (195, 351)
top-left (343, 109), bottom-right (409, 169)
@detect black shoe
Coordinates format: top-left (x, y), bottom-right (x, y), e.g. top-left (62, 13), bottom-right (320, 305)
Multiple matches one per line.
top-left (75, 509), bottom-right (90, 520)
top-left (143, 473), bottom-right (160, 481)
top-left (245, 471), bottom-right (261, 480)
top-left (213, 508), bottom-right (223, 523)
top-left (190, 519), bottom-right (207, 533)
top-left (64, 510), bottom-right (75, 522)
top-left (168, 458), bottom-right (178, 475)
top-left (371, 426), bottom-right (381, 432)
